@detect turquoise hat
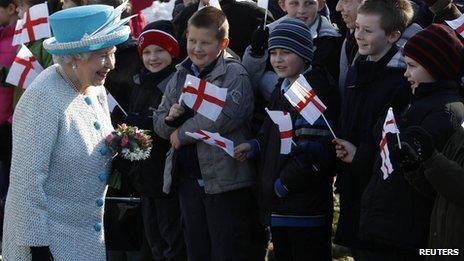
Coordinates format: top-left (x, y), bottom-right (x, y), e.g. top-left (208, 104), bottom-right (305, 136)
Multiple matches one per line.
top-left (43, 4), bottom-right (132, 55)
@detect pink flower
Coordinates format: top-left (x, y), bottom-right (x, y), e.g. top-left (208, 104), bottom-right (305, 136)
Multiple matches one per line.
top-left (121, 136), bottom-right (129, 147)
top-left (105, 133), bottom-right (114, 143)
top-left (120, 123), bottom-right (128, 130)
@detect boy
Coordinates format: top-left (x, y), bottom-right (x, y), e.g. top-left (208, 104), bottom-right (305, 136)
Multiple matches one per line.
top-left (243, 0), bottom-right (341, 102)
top-left (387, 24), bottom-right (464, 260)
top-left (335, 0), bottom-right (421, 97)
top-left (331, 0), bottom-right (412, 257)
top-left (235, 18), bottom-right (339, 261)
top-left (112, 20), bottom-right (186, 260)
top-left (153, 6), bottom-right (255, 261)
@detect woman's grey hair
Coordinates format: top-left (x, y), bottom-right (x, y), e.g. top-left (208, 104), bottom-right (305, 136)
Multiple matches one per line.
top-left (52, 52), bottom-right (91, 65)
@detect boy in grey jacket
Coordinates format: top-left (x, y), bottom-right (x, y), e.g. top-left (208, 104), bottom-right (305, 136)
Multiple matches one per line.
top-left (153, 6), bottom-right (255, 261)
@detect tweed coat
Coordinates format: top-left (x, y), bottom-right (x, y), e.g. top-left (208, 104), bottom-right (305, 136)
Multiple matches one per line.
top-left (2, 65), bottom-right (113, 261)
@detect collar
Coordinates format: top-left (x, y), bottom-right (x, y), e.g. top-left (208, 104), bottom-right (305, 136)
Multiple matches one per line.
top-left (280, 65), bottom-right (312, 93)
top-left (413, 80), bottom-right (460, 100)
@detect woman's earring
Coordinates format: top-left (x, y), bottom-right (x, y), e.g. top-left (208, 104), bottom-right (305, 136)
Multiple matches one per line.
top-left (72, 64), bottom-right (77, 70)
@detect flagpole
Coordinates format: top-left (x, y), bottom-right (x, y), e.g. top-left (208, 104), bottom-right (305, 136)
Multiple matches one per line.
top-left (396, 133), bottom-right (402, 149)
top-left (118, 105), bottom-right (128, 117)
top-left (390, 108), bottom-right (401, 149)
top-left (321, 113), bottom-right (337, 139)
top-left (178, 93), bottom-right (183, 104)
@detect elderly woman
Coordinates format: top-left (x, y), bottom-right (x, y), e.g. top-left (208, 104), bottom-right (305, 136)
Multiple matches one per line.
top-left (2, 4), bottom-right (131, 261)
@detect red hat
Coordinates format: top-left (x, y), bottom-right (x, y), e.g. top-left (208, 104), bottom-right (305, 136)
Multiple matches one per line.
top-left (137, 29), bottom-right (180, 58)
top-left (403, 24), bottom-right (464, 81)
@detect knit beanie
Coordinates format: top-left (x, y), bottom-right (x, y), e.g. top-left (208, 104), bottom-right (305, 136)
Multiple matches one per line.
top-left (268, 18), bottom-right (314, 62)
top-left (403, 23), bottom-right (464, 81)
top-left (137, 20), bottom-right (180, 58)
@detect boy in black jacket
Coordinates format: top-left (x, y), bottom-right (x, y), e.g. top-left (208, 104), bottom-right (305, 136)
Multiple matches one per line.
top-left (235, 18), bottom-right (339, 261)
top-left (124, 21), bottom-right (186, 260)
top-left (331, 0), bottom-right (413, 258)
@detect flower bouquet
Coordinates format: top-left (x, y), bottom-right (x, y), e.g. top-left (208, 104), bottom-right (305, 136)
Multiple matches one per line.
top-left (106, 123), bottom-right (153, 161)
top-left (105, 124), bottom-right (153, 189)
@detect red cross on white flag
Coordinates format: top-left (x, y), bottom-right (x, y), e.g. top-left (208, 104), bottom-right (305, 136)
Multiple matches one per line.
top-left (265, 108), bottom-right (293, 154)
top-left (284, 74), bottom-right (327, 125)
top-left (185, 129), bottom-right (234, 156)
top-left (12, 3), bottom-right (51, 46)
top-left (379, 107), bottom-right (400, 179)
top-left (6, 45), bottom-right (44, 89)
top-left (181, 74), bottom-right (227, 122)
top-left (446, 14), bottom-right (464, 38)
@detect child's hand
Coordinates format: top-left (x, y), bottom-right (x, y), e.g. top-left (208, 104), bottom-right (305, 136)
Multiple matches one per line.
top-left (234, 143), bottom-right (252, 161)
top-left (332, 138), bottom-right (357, 163)
top-left (170, 129), bottom-right (182, 149)
top-left (165, 104), bottom-right (185, 121)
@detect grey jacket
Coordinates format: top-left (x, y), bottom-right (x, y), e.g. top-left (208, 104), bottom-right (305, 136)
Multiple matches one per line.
top-left (154, 52), bottom-right (255, 194)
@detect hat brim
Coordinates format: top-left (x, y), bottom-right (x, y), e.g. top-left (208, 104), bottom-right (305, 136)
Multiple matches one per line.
top-left (43, 25), bottom-right (131, 55)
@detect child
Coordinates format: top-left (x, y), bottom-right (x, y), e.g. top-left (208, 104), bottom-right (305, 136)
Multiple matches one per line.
top-left (331, 0), bottom-right (412, 256)
top-left (0, 0), bottom-right (18, 241)
top-left (153, 7), bottom-right (255, 260)
top-left (124, 20), bottom-right (186, 260)
top-left (388, 24), bottom-right (464, 260)
top-left (235, 18), bottom-right (339, 261)
top-left (243, 0), bottom-right (341, 102)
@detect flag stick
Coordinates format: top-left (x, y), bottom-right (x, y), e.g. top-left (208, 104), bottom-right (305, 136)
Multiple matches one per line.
top-left (118, 104), bottom-right (128, 117)
top-left (178, 93), bottom-right (183, 104)
top-left (396, 133), bottom-right (402, 149)
top-left (321, 113), bottom-right (337, 139)
top-left (263, 8), bottom-right (268, 28)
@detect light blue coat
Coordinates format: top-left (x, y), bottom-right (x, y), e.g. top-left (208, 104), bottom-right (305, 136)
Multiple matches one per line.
top-left (2, 65), bottom-right (113, 261)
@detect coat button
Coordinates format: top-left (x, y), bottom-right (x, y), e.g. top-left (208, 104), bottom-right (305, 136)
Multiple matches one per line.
top-left (84, 97), bottom-right (92, 105)
top-left (98, 171), bottom-right (107, 183)
top-left (96, 197), bottom-right (104, 207)
top-left (94, 121), bottom-right (101, 130)
top-left (99, 147), bottom-right (108, 156)
top-left (94, 222), bottom-right (102, 232)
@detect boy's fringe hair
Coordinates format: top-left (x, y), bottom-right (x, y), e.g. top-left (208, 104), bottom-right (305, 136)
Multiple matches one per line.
top-left (187, 6), bottom-right (229, 40)
top-left (358, 0), bottom-right (413, 34)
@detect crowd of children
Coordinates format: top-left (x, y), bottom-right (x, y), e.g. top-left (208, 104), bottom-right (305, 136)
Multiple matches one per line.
top-left (0, 0), bottom-right (463, 260)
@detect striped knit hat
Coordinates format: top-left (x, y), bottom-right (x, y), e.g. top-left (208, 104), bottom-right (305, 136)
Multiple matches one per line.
top-left (403, 24), bottom-right (464, 81)
top-left (268, 18), bottom-right (314, 62)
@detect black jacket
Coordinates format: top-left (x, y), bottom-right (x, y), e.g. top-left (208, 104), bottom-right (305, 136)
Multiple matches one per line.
top-left (125, 65), bottom-right (176, 197)
top-left (256, 66), bottom-right (339, 220)
top-left (360, 81), bottom-right (464, 250)
top-left (422, 128), bottom-right (464, 261)
top-left (335, 45), bottom-right (411, 248)
top-left (360, 80), bottom-right (464, 250)
top-left (173, 0), bottom-right (273, 59)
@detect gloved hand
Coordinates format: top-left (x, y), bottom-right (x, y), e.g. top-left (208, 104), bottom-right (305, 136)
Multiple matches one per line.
top-left (250, 25), bottom-right (269, 57)
top-left (30, 246), bottom-right (54, 261)
top-left (275, 151), bottom-right (319, 198)
top-left (392, 126), bottom-right (436, 172)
